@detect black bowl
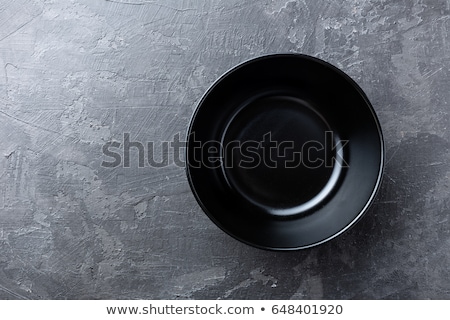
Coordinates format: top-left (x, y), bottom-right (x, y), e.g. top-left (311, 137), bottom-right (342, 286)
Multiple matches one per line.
top-left (186, 54), bottom-right (384, 250)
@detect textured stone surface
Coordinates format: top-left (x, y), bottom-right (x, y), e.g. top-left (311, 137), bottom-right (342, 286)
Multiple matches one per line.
top-left (0, 0), bottom-right (449, 299)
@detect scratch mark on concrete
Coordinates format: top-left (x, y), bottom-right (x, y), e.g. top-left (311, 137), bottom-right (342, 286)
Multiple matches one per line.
top-left (166, 267), bottom-right (226, 298)
top-left (0, 109), bottom-right (63, 135)
top-left (0, 283), bottom-right (30, 300)
top-left (0, 13), bottom-right (42, 43)
top-left (423, 67), bottom-right (443, 80)
top-left (223, 268), bottom-right (277, 298)
top-left (105, 0), bottom-right (195, 12)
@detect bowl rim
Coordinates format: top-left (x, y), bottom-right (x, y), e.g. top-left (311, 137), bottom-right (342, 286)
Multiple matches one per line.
top-left (185, 53), bottom-right (385, 251)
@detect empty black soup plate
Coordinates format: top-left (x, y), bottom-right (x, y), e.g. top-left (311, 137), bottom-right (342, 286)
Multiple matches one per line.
top-left (186, 54), bottom-right (384, 250)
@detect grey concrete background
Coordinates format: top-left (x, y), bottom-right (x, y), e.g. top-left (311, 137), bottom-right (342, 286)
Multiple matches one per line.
top-left (0, 0), bottom-right (449, 299)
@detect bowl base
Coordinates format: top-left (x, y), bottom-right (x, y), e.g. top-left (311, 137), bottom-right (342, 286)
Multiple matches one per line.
top-left (221, 95), bottom-right (341, 216)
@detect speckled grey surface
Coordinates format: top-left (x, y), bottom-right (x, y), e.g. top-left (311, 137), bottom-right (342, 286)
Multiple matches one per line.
top-left (0, 0), bottom-right (449, 299)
